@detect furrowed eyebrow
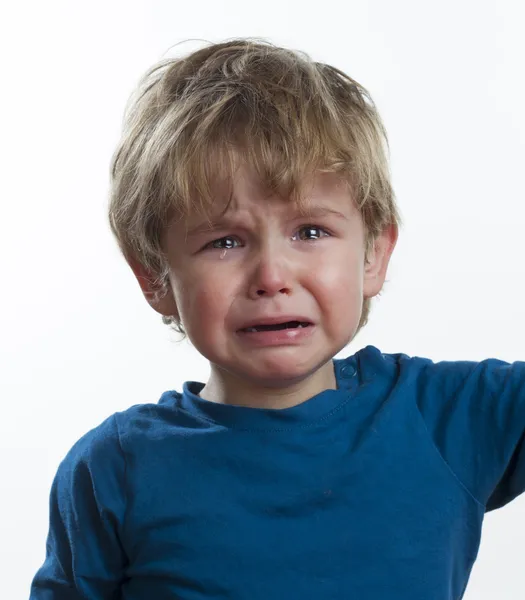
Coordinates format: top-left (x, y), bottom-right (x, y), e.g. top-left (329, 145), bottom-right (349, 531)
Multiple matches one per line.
top-left (185, 217), bottom-right (243, 237)
top-left (185, 206), bottom-right (349, 237)
top-left (298, 206), bottom-right (349, 221)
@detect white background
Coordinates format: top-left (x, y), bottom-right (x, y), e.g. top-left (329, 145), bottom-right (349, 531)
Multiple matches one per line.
top-left (1, 0), bottom-right (524, 598)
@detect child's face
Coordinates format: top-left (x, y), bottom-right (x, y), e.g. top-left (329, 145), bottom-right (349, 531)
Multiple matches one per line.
top-left (137, 164), bottom-right (396, 389)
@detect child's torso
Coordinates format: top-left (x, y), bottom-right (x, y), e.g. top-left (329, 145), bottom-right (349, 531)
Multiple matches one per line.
top-left (117, 381), bottom-right (483, 600)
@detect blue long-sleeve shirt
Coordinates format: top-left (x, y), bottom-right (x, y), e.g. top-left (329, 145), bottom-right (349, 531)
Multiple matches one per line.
top-left (30, 345), bottom-right (525, 599)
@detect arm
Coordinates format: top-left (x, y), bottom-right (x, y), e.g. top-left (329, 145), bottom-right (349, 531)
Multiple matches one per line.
top-left (30, 414), bottom-right (127, 598)
top-left (415, 354), bottom-right (525, 511)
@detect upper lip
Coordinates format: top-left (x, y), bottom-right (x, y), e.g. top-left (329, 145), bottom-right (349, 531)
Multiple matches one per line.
top-left (237, 316), bottom-right (314, 330)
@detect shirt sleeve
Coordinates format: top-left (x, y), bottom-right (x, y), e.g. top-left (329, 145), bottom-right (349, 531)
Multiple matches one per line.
top-left (414, 355), bottom-right (525, 512)
top-left (29, 413), bottom-right (128, 598)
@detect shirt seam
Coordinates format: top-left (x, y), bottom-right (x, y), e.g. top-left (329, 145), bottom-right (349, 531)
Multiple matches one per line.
top-left (412, 400), bottom-right (486, 511)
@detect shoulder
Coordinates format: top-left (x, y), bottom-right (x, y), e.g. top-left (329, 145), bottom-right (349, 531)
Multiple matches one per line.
top-left (351, 346), bottom-right (525, 508)
top-left (351, 344), bottom-right (525, 420)
top-left (348, 344), bottom-right (519, 389)
top-left (56, 412), bottom-right (125, 484)
top-left (59, 391), bottom-right (191, 472)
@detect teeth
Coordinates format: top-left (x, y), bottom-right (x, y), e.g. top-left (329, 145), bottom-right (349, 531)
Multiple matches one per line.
top-left (246, 327), bottom-right (258, 332)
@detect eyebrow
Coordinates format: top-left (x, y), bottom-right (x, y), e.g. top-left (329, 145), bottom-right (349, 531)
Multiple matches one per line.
top-left (185, 206), bottom-right (349, 237)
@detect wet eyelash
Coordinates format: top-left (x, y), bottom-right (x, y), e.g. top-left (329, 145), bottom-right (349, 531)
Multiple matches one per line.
top-left (296, 225), bottom-right (331, 240)
top-left (205, 236), bottom-right (242, 250)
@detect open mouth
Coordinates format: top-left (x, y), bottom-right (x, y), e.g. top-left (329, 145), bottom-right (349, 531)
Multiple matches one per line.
top-left (240, 321), bottom-right (312, 333)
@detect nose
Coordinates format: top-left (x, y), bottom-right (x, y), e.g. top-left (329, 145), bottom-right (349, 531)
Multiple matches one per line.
top-left (247, 246), bottom-right (293, 299)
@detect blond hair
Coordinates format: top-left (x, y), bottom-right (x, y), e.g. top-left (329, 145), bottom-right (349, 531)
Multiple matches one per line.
top-left (108, 37), bottom-right (401, 339)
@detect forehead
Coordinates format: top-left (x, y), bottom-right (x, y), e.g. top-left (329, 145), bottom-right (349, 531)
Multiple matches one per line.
top-left (183, 165), bottom-right (356, 227)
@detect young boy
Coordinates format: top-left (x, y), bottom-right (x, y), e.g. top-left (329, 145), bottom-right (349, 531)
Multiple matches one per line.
top-left (30, 38), bottom-right (525, 599)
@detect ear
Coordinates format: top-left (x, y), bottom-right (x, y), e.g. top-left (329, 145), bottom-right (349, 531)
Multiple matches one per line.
top-left (127, 255), bottom-right (179, 318)
top-left (363, 223), bottom-right (398, 299)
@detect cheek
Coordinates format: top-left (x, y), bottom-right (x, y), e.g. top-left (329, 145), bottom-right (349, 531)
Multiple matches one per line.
top-left (175, 274), bottom-right (235, 331)
top-left (308, 254), bottom-right (365, 330)
top-left (310, 252), bottom-right (364, 296)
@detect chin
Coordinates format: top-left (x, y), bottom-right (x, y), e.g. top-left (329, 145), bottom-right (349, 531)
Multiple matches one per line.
top-left (241, 355), bottom-right (325, 387)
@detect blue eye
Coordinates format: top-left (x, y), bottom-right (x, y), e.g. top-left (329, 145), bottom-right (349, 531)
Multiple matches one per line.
top-left (295, 225), bottom-right (330, 241)
top-left (206, 236), bottom-right (241, 250)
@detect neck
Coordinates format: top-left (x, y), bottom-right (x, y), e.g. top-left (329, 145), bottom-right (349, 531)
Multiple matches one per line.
top-left (199, 361), bottom-right (337, 409)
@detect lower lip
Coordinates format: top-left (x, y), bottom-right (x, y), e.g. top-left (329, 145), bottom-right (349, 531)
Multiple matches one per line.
top-left (236, 325), bottom-right (315, 347)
